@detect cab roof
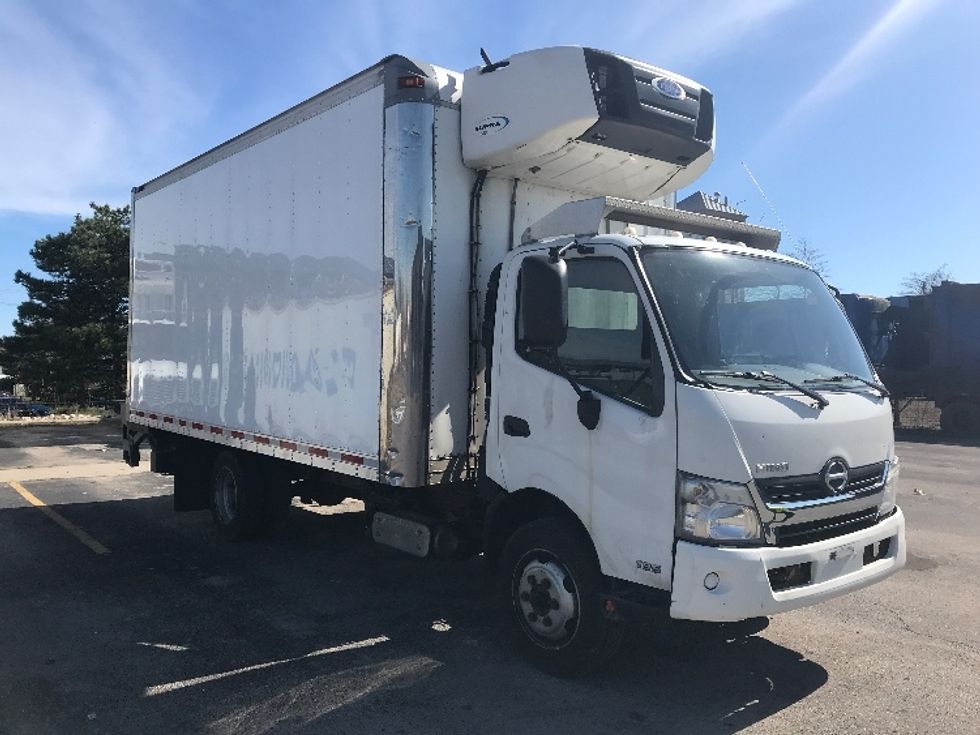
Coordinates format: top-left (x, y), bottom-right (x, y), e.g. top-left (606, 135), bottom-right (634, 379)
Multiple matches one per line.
top-left (589, 233), bottom-right (810, 270)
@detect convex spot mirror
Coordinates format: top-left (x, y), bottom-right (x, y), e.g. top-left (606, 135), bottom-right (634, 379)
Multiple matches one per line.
top-left (520, 255), bottom-right (567, 350)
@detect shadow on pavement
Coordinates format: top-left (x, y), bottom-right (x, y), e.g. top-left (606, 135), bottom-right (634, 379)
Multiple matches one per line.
top-left (0, 491), bottom-right (828, 735)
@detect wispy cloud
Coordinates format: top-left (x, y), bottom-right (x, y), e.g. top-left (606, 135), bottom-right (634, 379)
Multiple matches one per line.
top-left (498, 0), bottom-right (802, 74)
top-left (615, 0), bottom-right (802, 70)
top-left (303, 0), bottom-right (800, 85)
top-left (0, 0), bottom-right (801, 217)
top-left (0, 0), bottom-right (207, 215)
top-left (767, 0), bottom-right (942, 138)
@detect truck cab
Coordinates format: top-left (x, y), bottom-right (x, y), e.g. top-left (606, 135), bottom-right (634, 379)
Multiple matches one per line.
top-left (484, 232), bottom-right (904, 666)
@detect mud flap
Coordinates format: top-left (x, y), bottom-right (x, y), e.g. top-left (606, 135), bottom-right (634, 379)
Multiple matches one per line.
top-left (173, 448), bottom-right (212, 512)
top-left (122, 423), bottom-right (146, 467)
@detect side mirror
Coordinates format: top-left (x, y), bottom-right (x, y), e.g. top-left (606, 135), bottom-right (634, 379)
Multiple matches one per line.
top-left (649, 358), bottom-right (666, 417)
top-left (520, 255), bottom-right (567, 350)
top-left (577, 391), bottom-right (601, 430)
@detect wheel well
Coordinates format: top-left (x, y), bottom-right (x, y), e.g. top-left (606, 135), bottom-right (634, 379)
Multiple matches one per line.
top-left (483, 487), bottom-right (596, 566)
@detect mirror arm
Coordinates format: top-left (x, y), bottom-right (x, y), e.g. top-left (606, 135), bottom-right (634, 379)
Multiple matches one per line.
top-left (544, 350), bottom-right (585, 397)
top-left (548, 241), bottom-right (595, 264)
top-left (544, 350), bottom-right (601, 430)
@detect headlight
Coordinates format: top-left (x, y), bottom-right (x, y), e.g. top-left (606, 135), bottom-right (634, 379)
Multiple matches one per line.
top-left (677, 474), bottom-right (762, 543)
top-left (879, 457), bottom-right (899, 517)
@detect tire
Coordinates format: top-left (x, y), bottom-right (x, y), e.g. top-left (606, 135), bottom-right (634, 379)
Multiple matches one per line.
top-left (940, 401), bottom-right (980, 435)
top-left (498, 517), bottom-right (623, 676)
top-left (209, 451), bottom-right (269, 540)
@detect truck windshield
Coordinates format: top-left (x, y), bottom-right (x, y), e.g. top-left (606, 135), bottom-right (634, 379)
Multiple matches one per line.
top-left (639, 248), bottom-right (874, 390)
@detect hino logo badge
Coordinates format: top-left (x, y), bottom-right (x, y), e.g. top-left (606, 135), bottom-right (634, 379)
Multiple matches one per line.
top-left (655, 77), bottom-right (686, 100)
top-left (756, 462), bottom-right (789, 473)
top-left (823, 458), bottom-right (849, 494)
top-left (474, 115), bottom-right (509, 135)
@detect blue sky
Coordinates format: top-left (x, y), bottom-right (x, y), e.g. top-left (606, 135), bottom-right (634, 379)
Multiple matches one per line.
top-left (1, 0), bottom-right (978, 336)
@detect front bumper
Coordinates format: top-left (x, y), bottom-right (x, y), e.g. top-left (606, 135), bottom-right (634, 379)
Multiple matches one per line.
top-left (670, 508), bottom-right (905, 622)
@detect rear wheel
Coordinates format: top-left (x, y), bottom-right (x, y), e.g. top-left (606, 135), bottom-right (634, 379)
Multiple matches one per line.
top-left (210, 451), bottom-right (268, 540)
top-left (499, 517), bottom-right (623, 676)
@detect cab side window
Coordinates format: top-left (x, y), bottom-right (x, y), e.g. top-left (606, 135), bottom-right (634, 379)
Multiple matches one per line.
top-left (518, 257), bottom-right (663, 414)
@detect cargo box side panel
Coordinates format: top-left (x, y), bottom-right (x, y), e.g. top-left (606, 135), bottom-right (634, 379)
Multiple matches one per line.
top-left (129, 84), bottom-right (385, 468)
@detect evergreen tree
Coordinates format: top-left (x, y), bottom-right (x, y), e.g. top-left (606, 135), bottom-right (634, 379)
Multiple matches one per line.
top-left (0, 203), bottom-right (130, 404)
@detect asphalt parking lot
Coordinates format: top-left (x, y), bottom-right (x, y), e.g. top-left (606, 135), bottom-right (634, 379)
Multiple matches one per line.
top-left (0, 423), bottom-right (977, 735)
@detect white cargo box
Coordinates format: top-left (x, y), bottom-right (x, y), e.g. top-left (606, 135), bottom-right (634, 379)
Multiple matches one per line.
top-left (127, 49), bottom-right (734, 488)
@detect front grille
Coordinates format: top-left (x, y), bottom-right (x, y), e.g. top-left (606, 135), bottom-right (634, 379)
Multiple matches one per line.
top-left (638, 101), bottom-right (696, 121)
top-left (757, 461), bottom-right (887, 506)
top-left (773, 508), bottom-right (879, 547)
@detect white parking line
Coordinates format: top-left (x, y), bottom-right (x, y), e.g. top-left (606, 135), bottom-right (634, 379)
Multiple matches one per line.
top-left (143, 636), bottom-right (391, 697)
top-left (137, 642), bottom-right (191, 652)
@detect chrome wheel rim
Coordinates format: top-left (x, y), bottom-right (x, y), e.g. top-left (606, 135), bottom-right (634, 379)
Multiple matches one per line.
top-left (514, 551), bottom-right (579, 647)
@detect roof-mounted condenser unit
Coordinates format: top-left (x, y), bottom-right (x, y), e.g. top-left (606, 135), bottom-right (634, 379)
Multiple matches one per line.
top-left (461, 46), bottom-right (715, 201)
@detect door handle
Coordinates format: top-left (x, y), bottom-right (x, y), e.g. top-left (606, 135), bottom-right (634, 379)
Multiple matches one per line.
top-left (503, 415), bottom-right (530, 437)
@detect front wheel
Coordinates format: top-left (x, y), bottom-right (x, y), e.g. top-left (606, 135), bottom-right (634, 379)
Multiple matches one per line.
top-left (498, 517), bottom-right (623, 676)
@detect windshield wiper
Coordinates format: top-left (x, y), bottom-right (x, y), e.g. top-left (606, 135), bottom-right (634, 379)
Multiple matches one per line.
top-left (698, 369), bottom-right (829, 409)
top-left (803, 372), bottom-right (890, 398)
top-left (563, 360), bottom-right (648, 374)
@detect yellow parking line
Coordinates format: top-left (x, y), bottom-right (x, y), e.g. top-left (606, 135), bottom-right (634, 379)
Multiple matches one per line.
top-left (7, 480), bottom-right (111, 555)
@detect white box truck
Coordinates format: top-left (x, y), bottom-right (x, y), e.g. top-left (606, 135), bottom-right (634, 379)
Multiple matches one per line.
top-left (124, 46), bottom-right (906, 674)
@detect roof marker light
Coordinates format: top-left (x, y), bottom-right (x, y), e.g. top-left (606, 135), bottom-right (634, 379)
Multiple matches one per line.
top-left (398, 75), bottom-right (425, 89)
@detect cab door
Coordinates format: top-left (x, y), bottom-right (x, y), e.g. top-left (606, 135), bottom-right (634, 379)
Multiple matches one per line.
top-left (488, 244), bottom-right (678, 589)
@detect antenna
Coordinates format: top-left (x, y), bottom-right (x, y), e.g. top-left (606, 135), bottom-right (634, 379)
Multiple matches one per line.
top-left (479, 48), bottom-right (510, 74)
top-left (741, 161), bottom-right (793, 245)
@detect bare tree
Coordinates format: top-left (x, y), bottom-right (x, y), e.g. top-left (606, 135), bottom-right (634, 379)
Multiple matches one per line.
top-left (900, 265), bottom-right (952, 295)
top-left (787, 239), bottom-right (829, 278)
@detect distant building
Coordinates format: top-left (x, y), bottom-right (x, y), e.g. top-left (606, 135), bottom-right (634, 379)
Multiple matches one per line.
top-left (676, 191), bottom-right (748, 222)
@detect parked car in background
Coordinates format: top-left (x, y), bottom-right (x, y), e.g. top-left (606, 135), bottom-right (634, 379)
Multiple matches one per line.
top-left (17, 402), bottom-right (52, 417)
